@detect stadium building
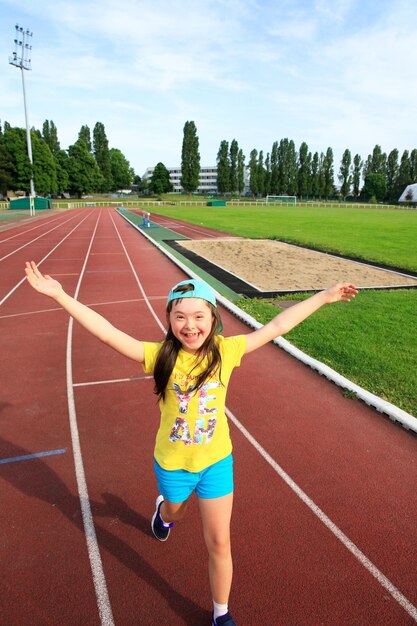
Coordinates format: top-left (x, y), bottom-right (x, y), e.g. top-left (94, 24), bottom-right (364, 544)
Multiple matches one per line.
top-left (142, 165), bottom-right (250, 194)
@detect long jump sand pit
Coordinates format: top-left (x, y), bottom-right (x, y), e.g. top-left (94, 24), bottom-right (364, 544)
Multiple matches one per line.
top-left (178, 238), bottom-right (417, 292)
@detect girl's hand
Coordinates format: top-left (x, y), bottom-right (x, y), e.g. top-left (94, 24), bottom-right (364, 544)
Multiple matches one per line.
top-left (323, 282), bottom-right (358, 304)
top-left (25, 261), bottom-right (64, 299)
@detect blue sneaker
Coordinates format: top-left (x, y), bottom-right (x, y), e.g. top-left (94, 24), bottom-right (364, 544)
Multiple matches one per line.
top-left (212, 611), bottom-right (237, 625)
top-left (151, 495), bottom-right (173, 541)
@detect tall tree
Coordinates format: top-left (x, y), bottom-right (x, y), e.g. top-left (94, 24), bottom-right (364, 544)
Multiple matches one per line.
top-left (264, 152), bottom-right (271, 197)
top-left (323, 147), bottom-right (335, 198)
top-left (78, 125), bottom-right (92, 152)
top-left (149, 162), bottom-right (172, 195)
top-left (216, 140), bottom-right (230, 193)
top-left (310, 152), bottom-right (320, 198)
top-left (352, 154), bottom-right (362, 197)
top-left (41, 119), bottom-right (69, 193)
top-left (42, 120), bottom-right (60, 155)
top-left (109, 148), bottom-right (134, 190)
top-left (93, 122), bottom-right (113, 192)
top-left (277, 138), bottom-right (289, 193)
top-left (386, 149), bottom-right (399, 203)
top-left (287, 140), bottom-right (298, 195)
top-left (229, 139), bottom-right (239, 193)
top-left (270, 141), bottom-right (279, 194)
top-left (67, 139), bottom-right (103, 198)
top-left (31, 131), bottom-right (58, 195)
top-left (409, 148), bottom-right (417, 182)
top-left (317, 152), bottom-right (326, 198)
top-left (277, 138), bottom-right (298, 195)
top-left (338, 149), bottom-right (352, 199)
top-left (180, 121), bottom-right (200, 194)
top-left (248, 149), bottom-right (258, 196)
top-left (2, 125), bottom-right (32, 192)
top-left (298, 142), bottom-right (311, 198)
top-left (55, 149), bottom-right (70, 194)
top-left (362, 155), bottom-right (372, 181)
top-left (396, 149), bottom-right (412, 199)
top-left (237, 149), bottom-right (245, 196)
top-left (257, 151), bottom-right (265, 197)
top-left (0, 125), bottom-right (15, 195)
top-left (369, 144), bottom-right (387, 175)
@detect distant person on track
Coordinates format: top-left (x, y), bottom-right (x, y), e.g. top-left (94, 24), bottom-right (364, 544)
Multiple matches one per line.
top-left (24, 261), bottom-right (358, 626)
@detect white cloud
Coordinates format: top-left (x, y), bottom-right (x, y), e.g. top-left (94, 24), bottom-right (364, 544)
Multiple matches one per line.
top-left (1, 0), bottom-right (416, 175)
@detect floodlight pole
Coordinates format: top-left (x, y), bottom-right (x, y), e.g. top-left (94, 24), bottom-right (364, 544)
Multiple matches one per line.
top-left (9, 25), bottom-right (36, 215)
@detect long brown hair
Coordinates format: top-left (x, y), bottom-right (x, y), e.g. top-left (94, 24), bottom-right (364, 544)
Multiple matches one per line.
top-left (153, 284), bottom-right (223, 400)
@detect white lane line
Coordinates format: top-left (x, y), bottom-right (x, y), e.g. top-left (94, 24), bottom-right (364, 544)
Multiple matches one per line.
top-left (73, 376), bottom-right (153, 387)
top-left (0, 213), bottom-right (72, 243)
top-left (66, 210), bottom-right (115, 626)
top-left (226, 408), bottom-right (417, 622)
top-left (0, 297), bottom-right (167, 320)
top-left (0, 212), bottom-right (92, 306)
top-left (109, 211), bottom-right (165, 333)
top-left (0, 213), bottom-right (81, 261)
top-left (153, 215), bottom-right (220, 238)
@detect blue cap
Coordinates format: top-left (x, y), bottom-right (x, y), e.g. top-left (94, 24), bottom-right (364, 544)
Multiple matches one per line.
top-left (167, 279), bottom-right (217, 307)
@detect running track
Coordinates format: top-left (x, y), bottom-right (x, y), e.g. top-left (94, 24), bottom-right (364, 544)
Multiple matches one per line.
top-left (1, 207), bottom-right (416, 626)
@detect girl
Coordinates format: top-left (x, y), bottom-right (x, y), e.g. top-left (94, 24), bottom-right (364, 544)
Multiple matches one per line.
top-left (24, 261), bottom-right (357, 626)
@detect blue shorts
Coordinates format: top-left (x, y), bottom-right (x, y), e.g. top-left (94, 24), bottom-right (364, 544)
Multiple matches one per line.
top-left (153, 454), bottom-right (233, 503)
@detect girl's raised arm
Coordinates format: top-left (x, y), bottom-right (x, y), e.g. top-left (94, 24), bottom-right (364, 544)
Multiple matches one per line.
top-left (25, 261), bottom-right (145, 363)
top-left (244, 282), bottom-right (358, 354)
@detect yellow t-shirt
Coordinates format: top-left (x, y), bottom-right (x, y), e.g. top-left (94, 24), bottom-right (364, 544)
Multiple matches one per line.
top-left (143, 335), bottom-right (246, 472)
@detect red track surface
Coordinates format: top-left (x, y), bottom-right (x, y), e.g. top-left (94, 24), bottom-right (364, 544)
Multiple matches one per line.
top-left (1, 207), bottom-right (416, 626)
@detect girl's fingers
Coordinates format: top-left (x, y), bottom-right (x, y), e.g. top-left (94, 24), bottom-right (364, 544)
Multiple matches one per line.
top-left (31, 262), bottom-right (43, 279)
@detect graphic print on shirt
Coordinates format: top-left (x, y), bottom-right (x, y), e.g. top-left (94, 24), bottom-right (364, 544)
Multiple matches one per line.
top-left (170, 381), bottom-right (220, 446)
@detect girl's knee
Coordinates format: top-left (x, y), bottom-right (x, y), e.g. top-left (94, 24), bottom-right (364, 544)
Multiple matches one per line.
top-left (162, 500), bottom-right (188, 522)
top-left (205, 531), bottom-right (231, 556)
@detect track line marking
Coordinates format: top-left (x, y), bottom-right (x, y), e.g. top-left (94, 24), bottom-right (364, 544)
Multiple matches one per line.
top-left (0, 213), bottom-right (71, 243)
top-left (109, 212), bottom-right (165, 333)
top-left (65, 210), bottom-right (115, 626)
top-left (226, 407), bottom-right (417, 622)
top-left (73, 376), bottom-right (153, 387)
top-left (153, 215), bottom-right (223, 238)
top-left (0, 213), bottom-right (81, 262)
top-left (0, 297), bottom-right (166, 320)
top-left (0, 211), bottom-right (93, 306)
top-left (0, 449), bottom-right (66, 464)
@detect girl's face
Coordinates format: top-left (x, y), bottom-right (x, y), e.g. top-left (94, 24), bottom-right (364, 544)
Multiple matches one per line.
top-left (169, 298), bottom-right (214, 354)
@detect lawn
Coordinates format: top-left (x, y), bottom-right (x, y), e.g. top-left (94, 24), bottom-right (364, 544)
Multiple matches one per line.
top-left (236, 290), bottom-right (416, 417)
top-left (149, 203), bottom-right (417, 273)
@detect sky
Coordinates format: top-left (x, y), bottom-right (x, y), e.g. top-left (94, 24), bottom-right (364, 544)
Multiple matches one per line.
top-left (1, 0), bottom-right (416, 179)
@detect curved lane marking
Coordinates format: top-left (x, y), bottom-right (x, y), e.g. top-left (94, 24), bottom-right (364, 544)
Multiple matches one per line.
top-left (65, 210), bottom-right (115, 626)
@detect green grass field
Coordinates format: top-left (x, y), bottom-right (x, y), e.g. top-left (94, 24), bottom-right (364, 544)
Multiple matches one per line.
top-left (149, 203), bottom-right (416, 416)
top-left (236, 291), bottom-right (416, 416)
top-left (147, 203), bottom-right (417, 272)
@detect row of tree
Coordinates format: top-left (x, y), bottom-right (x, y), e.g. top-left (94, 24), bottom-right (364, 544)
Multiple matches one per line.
top-left (224, 140), bottom-right (417, 202)
top-left (0, 120), bottom-right (135, 198)
top-left (154, 121), bottom-right (417, 202)
top-left (2, 116), bottom-right (416, 202)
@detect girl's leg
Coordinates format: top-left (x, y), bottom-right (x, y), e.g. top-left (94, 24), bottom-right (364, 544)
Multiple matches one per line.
top-left (152, 496), bottom-right (188, 542)
top-left (160, 498), bottom-right (188, 523)
top-left (198, 492), bottom-right (234, 604)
